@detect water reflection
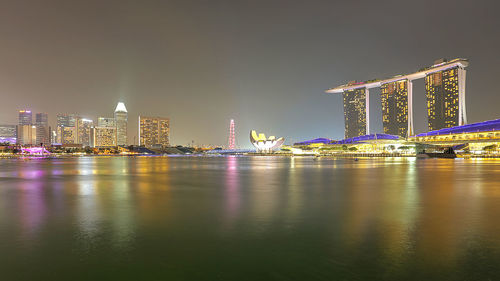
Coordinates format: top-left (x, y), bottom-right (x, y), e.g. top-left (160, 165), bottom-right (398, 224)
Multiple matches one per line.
top-left (0, 157), bottom-right (499, 280)
top-left (224, 156), bottom-right (240, 225)
top-left (18, 181), bottom-right (46, 241)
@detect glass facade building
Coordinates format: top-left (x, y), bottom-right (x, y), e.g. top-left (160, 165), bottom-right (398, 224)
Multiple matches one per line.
top-left (35, 113), bottom-right (50, 146)
top-left (56, 114), bottom-right (77, 144)
top-left (77, 118), bottom-right (93, 147)
top-left (18, 110), bottom-right (34, 145)
top-left (97, 117), bottom-right (116, 128)
top-left (18, 110), bottom-right (32, 126)
top-left (114, 103), bottom-right (128, 146)
top-left (342, 88), bottom-right (367, 139)
top-left (380, 80), bottom-right (408, 137)
top-left (56, 114), bottom-right (76, 127)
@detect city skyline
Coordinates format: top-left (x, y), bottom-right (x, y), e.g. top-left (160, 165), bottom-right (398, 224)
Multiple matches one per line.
top-left (0, 1), bottom-right (499, 147)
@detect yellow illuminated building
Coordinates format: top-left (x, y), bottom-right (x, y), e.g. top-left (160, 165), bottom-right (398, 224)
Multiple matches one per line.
top-left (77, 118), bottom-right (93, 147)
top-left (139, 116), bottom-right (170, 147)
top-left (17, 125), bottom-right (36, 145)
top-left (381, 80), bottom-right (408, 137)
top-left (425, 66), bottom-right (466, 131)
top-left (58, 126), bottom-right (77, 144)
top-left (343, 88), bottom-right (367, 139)
top-left (91, 127), bottom-right (117, 147)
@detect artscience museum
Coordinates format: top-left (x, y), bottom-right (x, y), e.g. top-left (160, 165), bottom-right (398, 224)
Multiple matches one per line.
top-left (250, 130), bottom-right (285, 153)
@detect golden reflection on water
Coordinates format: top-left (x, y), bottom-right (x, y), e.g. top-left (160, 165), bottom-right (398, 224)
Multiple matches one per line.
top-left (1, 157), bottom-right (500, 279)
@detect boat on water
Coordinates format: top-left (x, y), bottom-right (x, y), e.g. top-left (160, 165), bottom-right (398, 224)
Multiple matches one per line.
top-left (417, 147), bottom-right (457, 159)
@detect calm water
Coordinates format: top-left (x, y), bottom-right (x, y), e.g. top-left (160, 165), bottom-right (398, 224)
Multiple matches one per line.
top-left (0, 156), bottom-right (499, 281)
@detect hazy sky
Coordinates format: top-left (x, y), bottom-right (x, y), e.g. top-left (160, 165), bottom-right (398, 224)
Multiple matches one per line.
top-left (1, 0), bottom-right (499, 147)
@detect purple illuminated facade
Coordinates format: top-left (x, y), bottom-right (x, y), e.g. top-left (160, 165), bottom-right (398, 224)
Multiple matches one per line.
top-left (294, 138), bottom-right (334, 145)
top-left (21, 147), bottom-right (51, 155)
top-left (333, 134), bottom-right (400, 144)
top-left (415, 118), bottom-right (500, 137)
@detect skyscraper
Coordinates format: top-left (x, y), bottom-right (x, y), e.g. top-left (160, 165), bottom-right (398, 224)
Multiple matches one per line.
top-left (56, 114), bottom-right (77, 144)
top-left (18, 110), bottom-right (32, 126)
top-left (97, 117), bottom-right (116, 128)
top-left (425, 65), bottom-right (467, 131)
top-left (138, 116), bottom-right (170, 147)
top-left (342, 88), bottom-right (367, 139)
top-left (17, 125), bottom-right (36, 145)
top-left (17, 110), bottom-right (34, 145)
top-left (380, 80), bottom-right (408, 137)
top-left (77, 118), bottom-right (93, 147)
top-left (35, 113), bottom-right (50, 146)
top-left (114, 102), bottom-right (128, 146)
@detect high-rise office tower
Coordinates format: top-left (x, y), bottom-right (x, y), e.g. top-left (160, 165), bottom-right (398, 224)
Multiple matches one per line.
top-left (57, 114), bottom-right (76, 127)
top-left (380, 80), bottom-right (409, 137)
top-left (35, 113), bottom-right (50, 146)
top-left (114, 102), bottom-right (128, 146)
top-left (17, 110), bottom-right (33, 145)
top-left (138, 116), bottom-right (170, 147)
top-left (18, 110), bottom-right (32, 126)
top-left (77, 118), bottom-right (93, 147)
top-left (425, 65), bottom-right (467, 131)
top-left (342, 88), bottom-right (367, 139)
top-left (56, 114), bottom-right (77, 144)
top-left (0, 125), bottom-right (17, 144)
top-left (97, 117), bottom-right (116, 128)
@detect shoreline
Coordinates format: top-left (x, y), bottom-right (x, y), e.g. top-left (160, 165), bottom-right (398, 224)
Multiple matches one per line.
top-left (1, 153), bottom-right (499, 159)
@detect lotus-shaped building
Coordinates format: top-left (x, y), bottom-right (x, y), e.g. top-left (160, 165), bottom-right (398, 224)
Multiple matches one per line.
top-left (250, 130), bottom-right (285, 152)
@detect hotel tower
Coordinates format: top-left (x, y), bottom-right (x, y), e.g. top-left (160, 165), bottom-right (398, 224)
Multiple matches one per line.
top-left (327, 58), bottom-right (468, 138)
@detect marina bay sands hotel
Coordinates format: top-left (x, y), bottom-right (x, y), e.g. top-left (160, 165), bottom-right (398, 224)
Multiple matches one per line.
top-left (327, 58), bottom-right (468, 139)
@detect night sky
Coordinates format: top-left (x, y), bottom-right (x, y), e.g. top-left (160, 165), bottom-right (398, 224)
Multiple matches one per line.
top-left (1, 0), bottom-right (499, 147)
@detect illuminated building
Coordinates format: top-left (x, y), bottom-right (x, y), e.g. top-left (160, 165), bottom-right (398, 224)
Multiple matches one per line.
top-left (59, 126), bottom-right (76, 145)
top-left (380, 80), bottom-right (409, 137)
top-left (18, 110), bottom-right (32, 126)
top-left (327, 58), bottom-right (468, 137)
top-left (97, 117), bottom-right (115, 128)
top-left (17, 125), bottom-right (36, 145)
top-left (21, 147), bottom-right (51, 155)
top-left (91, 127), bottom-right (117, 147)
top-left (138, 116), bottom-right (170, 147)
top-left (250, 130), bottom-right (285, 152)
top-left (35, 113), bottom-right (50, 146)
top-left (413, 118), bottom-right (500, 143)
top-left (56, 114), bottom-right (77, 144)
top-left (425, 62), bottom-right (467, 131)
top-left (17, 110), bottom-right (33, 145)
top-left (114, 102), bottom-right (128, 146)
top-left (0, 125), bottom-right (17, 144)
top-left (77, 118), bottom-right (93, 147)
top-left (294, 138), bottom-right (334, 146)
top-left (57, 113), bottom-right (76, 127)
top-left (342, 87), bottom-right (367, 139)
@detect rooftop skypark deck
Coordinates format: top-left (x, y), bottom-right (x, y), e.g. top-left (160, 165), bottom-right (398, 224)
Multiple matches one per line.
top-left (327, 58), bottom-right (469, 138)
top-left (326, 58), bottom-right (469, 93)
